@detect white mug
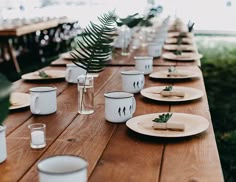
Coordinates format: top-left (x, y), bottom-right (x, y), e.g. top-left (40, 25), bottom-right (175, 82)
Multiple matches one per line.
top-left (147, 42), bottom-right (162, 57)
top-left (30, 87), bottom-right (57, 115)
top-left (65, 63), bottom-right (86, 83)
top-left (134, 56), bottom-right (153, 75)
top-left (37, 155), bottom-right (88, 182)
top-left (120, 70), bottom-right (145, 94)
top-left (104, 91), bottom-right (136, 123)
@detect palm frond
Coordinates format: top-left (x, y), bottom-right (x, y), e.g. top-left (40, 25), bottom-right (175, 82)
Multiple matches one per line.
top-left (71, 11), bottom-right (117, 73)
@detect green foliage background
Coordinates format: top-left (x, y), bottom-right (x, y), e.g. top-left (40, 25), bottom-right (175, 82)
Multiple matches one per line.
top-left (196, 36), bottom-right (236, 182)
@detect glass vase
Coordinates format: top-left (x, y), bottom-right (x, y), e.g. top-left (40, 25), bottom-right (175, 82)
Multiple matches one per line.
top-left (77, 75), bottom-right (94, 114)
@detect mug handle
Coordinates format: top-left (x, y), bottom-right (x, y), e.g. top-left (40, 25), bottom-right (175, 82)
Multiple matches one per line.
top-left (31, 95), bottom-right (40, 114)
top-left (65, 69), bottom-right (72, 82)
top-left (132, 97), bottom-right (136, 114)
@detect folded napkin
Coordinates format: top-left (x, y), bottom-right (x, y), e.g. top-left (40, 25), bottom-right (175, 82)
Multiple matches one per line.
top-left (153, 122), bottom-right (185, 131)
top-left (160, 91), bottom-right (185, 97)
top-left (167, 72), bottom-right (188, 77)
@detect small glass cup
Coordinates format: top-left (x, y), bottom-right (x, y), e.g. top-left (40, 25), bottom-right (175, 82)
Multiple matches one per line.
top-left (77, 75), bottom-right (94, 114)
top-left (28, 123), bottom-right (46, 149)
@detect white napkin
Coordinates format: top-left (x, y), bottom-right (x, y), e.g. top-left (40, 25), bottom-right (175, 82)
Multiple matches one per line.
top-left (153, 122), bottom-right (185, 131)
top-left (160, 91), bottom-right (185, 97)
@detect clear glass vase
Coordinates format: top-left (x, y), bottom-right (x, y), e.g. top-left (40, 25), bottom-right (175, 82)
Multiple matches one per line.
top-left (77, 75), bottom-right (94, 114)
top-left (120, 25), bottom-right (131, 56)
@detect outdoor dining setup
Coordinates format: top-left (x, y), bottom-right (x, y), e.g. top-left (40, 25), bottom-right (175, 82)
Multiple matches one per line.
top-left (0, 9), bottom-right (224, 182)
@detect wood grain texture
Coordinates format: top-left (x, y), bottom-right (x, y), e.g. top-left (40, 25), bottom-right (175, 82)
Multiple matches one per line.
top-left (5, 67), bottom-right (68, 136)
top-left (0, 55), bottom-right (224, 181)
top-left (89, 67), bottom-right (170, 182)
top-left (0, 138), bottom-right (52, 182)
top-left (107, 48), bottom-right (177, 66)
top-left (2, 67), bottom-right (119, 181)
top-left (20, 67), bottom-right (124, 181)
top-left (160, 67), bottom-right (224, 182)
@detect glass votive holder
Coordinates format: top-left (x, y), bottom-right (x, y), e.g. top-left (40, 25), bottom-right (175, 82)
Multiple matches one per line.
top-left (28, 123), bottom-right (46, 149)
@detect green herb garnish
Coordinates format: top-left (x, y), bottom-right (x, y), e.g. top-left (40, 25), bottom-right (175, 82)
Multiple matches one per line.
top-left (153, 113), bottom-right (173, 123)
top-left (168, 66), bottom-right (176, 73)
top-left (163, 85), bottom-right (173, 91)
top-left (177, 36), bottom-right (183, 45)
top-left (174, 49), bottom-right (182, 55)
top-left (39, 71), bottom-right (49, 78)
top-left (179, 32), bottom-right (186, 37)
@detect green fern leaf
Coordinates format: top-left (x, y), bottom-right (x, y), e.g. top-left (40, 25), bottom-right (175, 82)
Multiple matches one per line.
top-left (72, 11), bottom-right (116, 73)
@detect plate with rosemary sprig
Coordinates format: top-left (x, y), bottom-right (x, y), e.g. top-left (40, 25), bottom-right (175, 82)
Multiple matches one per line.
top-left (162, 52), bottom-right (203, 61)
top-left (149, 67), bottom-right (200, 80)
top-left (126, 112), bottom-right (209, 137)
top-left (21, 70), bottom-right (65, 81)
top-left (167, 32), bottom-right (193, 38)
top-left (9, 92), bottom-right (30, 110)
top-left (140, 85), bottom-right (203, 102)
top-left (165, 38), bottom-right (193, 44)
top-left (59, 51), bottom-right (75, 60)
top-left (163, 44), bottom-right (196, 52)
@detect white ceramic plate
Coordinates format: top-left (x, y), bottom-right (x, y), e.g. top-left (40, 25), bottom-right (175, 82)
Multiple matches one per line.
top-left (163, 44), bottom-right (196, 51)
top-left (165, 38), bottom-right (193, 44)
top-left (149, 70), bottom-right (200, 80)
top-left (9, 92), bottom-right (30, 110)
top-left (59, 52), bottom-right (74, 60)
top-left (126, 112), bottom-right (209, 137)
top-left (140, 86), bottom-right (203, 102)
top-left (51, 59), bottom-right (72, 66)
top-left (162, 52), bottom-right (203, 61)
top-left (21, 70), bottom-right (65, 80)
top-left (167, 32), bottom-right (193, 38)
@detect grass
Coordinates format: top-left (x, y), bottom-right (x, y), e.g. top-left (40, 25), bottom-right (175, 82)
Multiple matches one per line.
top-left (196, 36), bottom-right (236, 182)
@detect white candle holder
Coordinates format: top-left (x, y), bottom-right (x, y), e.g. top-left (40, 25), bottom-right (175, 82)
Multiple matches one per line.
top-left (28, 123), bottom-right (46, 149)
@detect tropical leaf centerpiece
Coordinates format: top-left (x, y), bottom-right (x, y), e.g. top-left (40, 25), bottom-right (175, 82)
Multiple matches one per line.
top-left (71, 11), bottom-right (117, 114)
top-left (71, 11), bottom-right (117, 74)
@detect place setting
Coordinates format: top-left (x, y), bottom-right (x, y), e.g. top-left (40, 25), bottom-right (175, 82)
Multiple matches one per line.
top-left (9, 92), bottom-right (30, 110)
top-left (162, 52), bottom-right (203, 61)
top-left (149, 66), bottom-right (200, 80)
top-left (163, 44), bottom-right (196, 52)
top-left (21, 70), bottom-right (65, 81)
top-left (140, 85), bottom-right (203, 102)
top-left (126, 112), bottom-right (209, 138)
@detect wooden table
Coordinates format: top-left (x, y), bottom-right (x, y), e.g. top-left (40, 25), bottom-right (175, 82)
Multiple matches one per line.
top-left (1, 64), bottom-right (223, 181)
top-left (51, 44), bottom-right (201, 68)
top-left (0, 17), bottom-right (76, 73)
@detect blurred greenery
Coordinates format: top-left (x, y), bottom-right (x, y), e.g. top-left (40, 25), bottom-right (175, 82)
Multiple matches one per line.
top-left (196, 36), bottom-right (236, 182)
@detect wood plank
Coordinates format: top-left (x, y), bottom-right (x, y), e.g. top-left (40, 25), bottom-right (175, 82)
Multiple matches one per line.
top-left (1, 67), bottom-right (120, 181)
top-left (160, 67), bottom-right (224, 182)
top-left (5, 66), bottom-right (119, 136)
top-left (0, 138), bottom-right (52, 182)
top-left (89, 67), bottom-right (170, 182)
top-left (5, 67), bottom-right (68, 136)
top-left (19, 67), bottom-right (124, 181)
top-left (51, 48), bottom-right (177, 67)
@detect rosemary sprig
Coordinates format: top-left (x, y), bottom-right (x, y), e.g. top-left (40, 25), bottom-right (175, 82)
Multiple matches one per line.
top-left (39, 71), bottom-right (49, 78)
top-left (153, 113), bottom-right (173, 123)
top-left (163, 85), bottom-right (173, 91)
top-left (174, 49), bottom-right (182, 55)
top-left (168, 66), bottom-right (176, 73)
